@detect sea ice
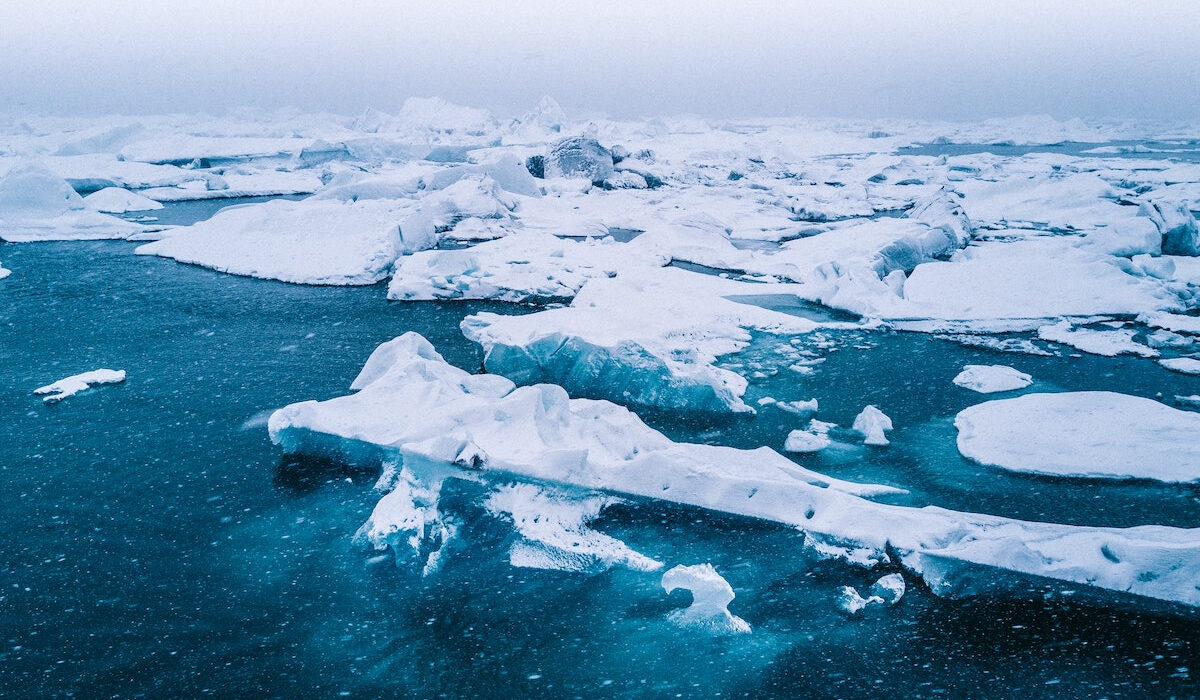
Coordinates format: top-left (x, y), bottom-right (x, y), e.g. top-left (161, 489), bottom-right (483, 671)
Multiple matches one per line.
top-left (271, 333), bottom-right (1200, 608)
top-left (852, 405), bottom-right (893, 446)
top-left (0, 164), bottom-right (142, 241)
top-left (784, 429), bottom-right (832, 453)
top-left (952, 364), bottom-right (1033, 393)
top-left (661, 564), bottom-right (750, 633)
top-left (81, 186), bottom-right (164, 213)
top-left (1037, 321), bottom-right (1158, 358)
top-left (34, 369), bottom-right (126, 404)
top-left (1159, 357), bottom-right (1200, 375)
top-left (955, 391), bottom-right (1200, 482)
top-left (135, 198), bottom-right (415, 285)
top-left (485, 484), bottom-right (662, 573)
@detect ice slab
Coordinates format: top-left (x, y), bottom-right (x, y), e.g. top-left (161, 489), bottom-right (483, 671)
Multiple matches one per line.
top-left (135, 198), bottom-right (414, 285)
top-left (82, 186), bottom-right (163, 213)
top-left (662, 564), bottom-right (750, 633)
top-left (1159, 357), bottom-right (1200, 375)
top-left (1037, 321), bottom-right (1158, 358)
top-left (271, 334), bottom-right (1200, 609)
top-left (34, 369), bottom-right (126, 404)
top-left (955, 391), bottom-right (1200, 482)
top-left (952, 364), bottom-right (1033, 393)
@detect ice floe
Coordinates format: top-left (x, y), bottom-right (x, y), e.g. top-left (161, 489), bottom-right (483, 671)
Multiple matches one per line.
top-left (0, 165), bottom-right (143, 241)
top-left (35, 369), bottom-right (126, 404)
top-left (952, 364), bottom-right (1033, 393)
top-left (82, 186), bottom-right (164, 213)
top-left (955, 391), bottom-right (1200, 482)
top-left (1037, 321), bottom-right (1158, 358)
top-left (271, 334), bottom-right (1200, 608)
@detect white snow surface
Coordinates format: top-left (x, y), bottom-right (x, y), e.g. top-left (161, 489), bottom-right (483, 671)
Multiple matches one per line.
top-left (1037, 321), bottom-right (1158, 358)
top-left (34, 369), bottom-right (126, 404)
top-left (952, 365), bottom-right (1033, 393)
top-left (270, 333), bottom-right (1200, 608)
top-left (1158, 357), bottom-right (1200, 376)
top-left (956, 391), bottom-right (1200, 482)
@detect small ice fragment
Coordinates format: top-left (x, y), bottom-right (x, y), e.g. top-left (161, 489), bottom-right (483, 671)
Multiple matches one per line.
top-left (34, 369), bottom-right (126, 404)
top-left (776, 398), bottom-right (818, 420)
top-left (868, 573), bottom-right (906, 606)
top-left (852, 405), bottom-right (893, 446)
top-left (661, 564), bottom-right (750, 633)
top-left (835, 586), bottom-right (884, 616)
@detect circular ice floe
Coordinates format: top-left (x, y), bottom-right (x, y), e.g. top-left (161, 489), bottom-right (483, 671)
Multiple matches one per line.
top-left (955, 391), bottom-right (1200, 482)
top-left (952, 364), bottom-right (1033, 394)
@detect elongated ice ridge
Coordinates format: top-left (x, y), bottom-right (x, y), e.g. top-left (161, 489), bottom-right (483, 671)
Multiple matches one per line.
top-left (269, 332), bottom-right (1200, 609)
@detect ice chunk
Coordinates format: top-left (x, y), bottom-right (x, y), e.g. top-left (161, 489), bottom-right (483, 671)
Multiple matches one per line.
top-left (868, 573), bottom-right (906, 605)
top-left (1159, 357), bottom-right (1200, 375)
top-left (661, 564), bottom-right (750, 634)
top-left (355, 461), bottom-right (457, 576)
top-left (485, 484), bottom-right (661, 573)
top-left (34, 369), bottom-right (126, 404)
top-left (775, 398), bottom-right (819, 419)
top-left (784, 428), bottom-right (832, 453)
top-left (0, 262), bottom-right (9, 279)
top-left (835, 586), bottom-right (883, 616)
top-left (955, 391), bottom-right (1200, 482)
top-left (1142, 199), bottom-right (1200, 256)
top-left (1037, 321), bottom-right (1158, 358)
top-left (544, 136), bottom-right (614, 184)
top-left (1140, 312), bottom-right (1200, 335)
top-left (0, 164), bottom-right (142, 241)
top-left (82, 187), bottom-right (163, 213)
top-left (852, 405), bottom-right (893, 446)
top-left (272, 333), bottom-right (1200, 608)
top-left (952, 364), bottom-right (1033, 393)
top-left (900, 239), bottom-right (1177, 322)
top-left (836, 573), bottom-right (905, 616)
top-left (136, 198), bottom-right (412, 285)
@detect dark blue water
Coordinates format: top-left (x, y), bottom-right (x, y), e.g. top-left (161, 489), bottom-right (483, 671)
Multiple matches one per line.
top-left (1, 234), bottom-right (1197, 697)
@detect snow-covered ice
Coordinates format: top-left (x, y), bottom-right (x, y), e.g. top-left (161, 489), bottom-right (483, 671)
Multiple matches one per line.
top-left (952, 364), bottom-right (1033, 393)
top-left (82, 187), bottom-right (164, 213)
top-left (1158, 357), bottom-right (1200, 375)
top-left (271, 333), bottom-right (1200, 608)
top-left (661, 564), bottom-right (750, 633)
top-left (34, 369), bottom-right (126, 404)
top-left (1037, 321), bottom-right (1158, 358)
top-left (956, 391), bottom-right (1200, 482)
top-left (852, 405), bottom-right (893, 446)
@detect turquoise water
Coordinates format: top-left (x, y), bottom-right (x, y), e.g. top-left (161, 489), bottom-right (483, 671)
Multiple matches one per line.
top-left (0, 229), bottom-right (1197, 696)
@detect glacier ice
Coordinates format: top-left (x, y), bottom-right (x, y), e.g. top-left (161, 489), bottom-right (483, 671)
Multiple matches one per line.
top-left (661, 564), bottom-right (750, 634)
top-left (955, 391), bottom-right (1200, 482)
top-left (952, 364), bottom-right (1033, 394)
top-left (34, 369), bottom-right (126, 404)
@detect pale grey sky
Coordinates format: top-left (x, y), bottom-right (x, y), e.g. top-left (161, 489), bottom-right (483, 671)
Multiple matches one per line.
top-left (3, 1), bottom-right (1197, 120)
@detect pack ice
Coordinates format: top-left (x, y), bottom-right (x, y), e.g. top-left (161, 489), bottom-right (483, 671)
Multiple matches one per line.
top-left (956, 391), bottom-right (1200, 482)
top-left (270, 334), bottom-right (1200, 609)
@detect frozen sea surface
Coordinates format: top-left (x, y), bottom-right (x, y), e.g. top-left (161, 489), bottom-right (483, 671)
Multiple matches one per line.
top-left (0, 218), bottom-right (1197, 696)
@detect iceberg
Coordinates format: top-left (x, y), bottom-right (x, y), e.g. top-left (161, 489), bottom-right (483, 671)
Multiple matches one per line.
top-left (35, 369), bottom-right (126, 404)
top-left (955, 391), bottom-right (1200, 482)
top-left (661, 564), bottom-right (750, 633)
top-left (270, 333), bottom-right (1200, 609)
top-left (952, 364), bottom-right (1033, 393)
top-left (543, 136), bottom-right (614, 184)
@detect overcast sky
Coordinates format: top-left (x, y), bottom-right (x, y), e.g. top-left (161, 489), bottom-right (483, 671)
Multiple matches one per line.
top-left (3, 1), bottom-right (1198, 121)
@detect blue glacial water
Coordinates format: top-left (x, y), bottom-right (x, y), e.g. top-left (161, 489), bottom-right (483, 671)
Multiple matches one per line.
top-left (1, 219), bottom-right (1197, 697)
